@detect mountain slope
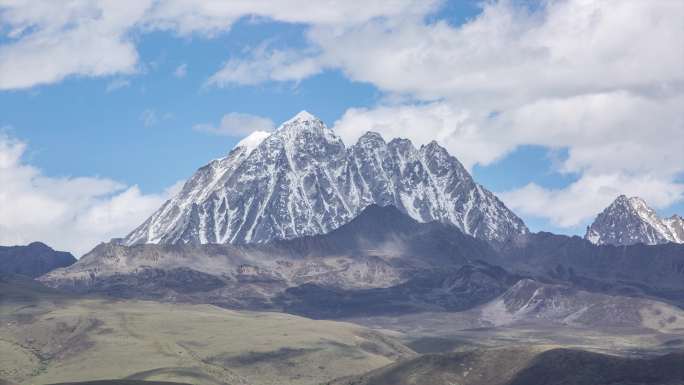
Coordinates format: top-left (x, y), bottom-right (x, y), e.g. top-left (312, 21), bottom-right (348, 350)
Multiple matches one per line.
top-left (124, 111), bottom-right (527, 246)
top-left (0, 242), bottom-right (76, 278)
top-left (264, 204), bottom-right (499, 267)
top-left (329, 347), bottom-right (684, 385)
top-left (479, 279), bottom-right (684, 331)
top-left (40, 205), bottom-right (504, 312)
top-left (585, 195), bottom-right (684, 246)
top-left (278, 261), bottom-right (520, 318)
top-left (0, 274), bottom-right (414, 385)
top-left (499, 232), bottom-right (684, 306)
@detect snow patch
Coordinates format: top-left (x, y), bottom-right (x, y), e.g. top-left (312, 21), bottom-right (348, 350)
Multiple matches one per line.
top-left (282, 110), bottom-right (318, 125)
top-left (235, 130), bottom-right (271, 153)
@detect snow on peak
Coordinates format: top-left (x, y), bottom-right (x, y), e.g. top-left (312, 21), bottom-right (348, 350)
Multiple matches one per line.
top-left (585, 195), bottom-right (683, 246)
top-left (272, 110), bottom-right (341, 146)
top-left (123, 116), bottom-right (528, 247)
top-left (356, 131), bottom-right (386, 147)
top-left (626, 196), bottom-right (650, 211)
top-left (282, 110), bottom-right (320, 126)
top-left (235, 130), bottom-right (271, 153)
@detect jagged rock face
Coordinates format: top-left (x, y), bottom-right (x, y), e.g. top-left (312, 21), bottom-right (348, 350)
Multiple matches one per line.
top-left (124, 111), bottom-right (527, 246)
top-left (585, 195), bottom-right (684, 246)
top-left (664, 214), bottom-right (684, 243)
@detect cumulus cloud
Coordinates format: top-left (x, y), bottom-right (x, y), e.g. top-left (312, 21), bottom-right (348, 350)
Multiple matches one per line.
top-left (0, 0), bottom-right (434, 90)
top-left (0, 134), bottom-right (176, 256)
top-left (307, 1), bottom-right (683, 103)
top-left (500, 174), bottom-right (684, 228)
top-left (193, 112), bottom-right (274, 137)
top-left (0, 0), bottom-right (150, 90)
top-left (208, 45), bottom-right (323, 87)
top-left (142, 0), bottom-right (434, 35)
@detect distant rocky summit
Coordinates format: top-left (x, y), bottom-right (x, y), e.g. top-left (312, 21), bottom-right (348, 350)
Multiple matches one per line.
top-left (585, 195), bottom-right (683, 246)
top-left (0, 242), bottom-right (76, 278)
top-left (124, 111), bottom-right (527, 246)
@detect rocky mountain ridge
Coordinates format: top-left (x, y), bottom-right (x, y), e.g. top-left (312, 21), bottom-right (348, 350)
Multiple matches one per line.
top-left (40, 205), bottom-right (505, 310)
top-left (0, 242), bottom-right (76, 278)
top-left (124, 111), bottom-right (527, 246)
top-left (585, 195), bottom-right (684, 246)
top-left (41, 204), bottom-right (684, 319)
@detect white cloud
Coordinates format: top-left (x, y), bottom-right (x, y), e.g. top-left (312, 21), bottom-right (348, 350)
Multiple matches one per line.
top-left (105, 78), bottom-right (131, 92)
top-left (488, 92), bottom-right (684, 177)
top-left (500, 174), bottom-right (684, 228)
top-left (142, 0), bottom-right (435, 35)
top-left (193, 112), bottom-right (274, 136)
top-left (0, 0), bottom-right (151, 90)
top-left (173, 63), bottom-right (187, 78)
top-left (0, 134), bottom-right (174, 256)
top-left (208, 45), bottom-right (323, 87)
top-left (308, 0), bottom-right (684, 104)
top-left (0, 0), bottom-right (435, 90)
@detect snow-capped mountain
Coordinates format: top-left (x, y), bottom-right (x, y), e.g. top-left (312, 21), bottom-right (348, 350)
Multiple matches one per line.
top-left (585, 195), bottom-right (684, 246)
top-left (124, 111), bottom-right (527, 246)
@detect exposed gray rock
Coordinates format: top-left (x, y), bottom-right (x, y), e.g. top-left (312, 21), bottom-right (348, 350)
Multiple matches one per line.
top-left (40, 205), bottom-right (508, 314)
top-left (124, 111), bottom-right (527, 246)
top-left (498, 231), bottom-right (684, 307)
top-left (480, 279), bottom-right (684, 330)
top-left (585, 195), bottom-right (684, 246)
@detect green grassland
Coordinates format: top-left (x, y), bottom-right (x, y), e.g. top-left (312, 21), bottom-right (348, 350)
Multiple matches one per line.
top-left (0, 276), bottom-right (413, 385)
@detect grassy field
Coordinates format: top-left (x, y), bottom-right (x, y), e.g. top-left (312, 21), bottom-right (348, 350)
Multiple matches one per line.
top-left (3, 275), bottom-right (683, 385)
top-left (0, 276), bottom-right (413, 385)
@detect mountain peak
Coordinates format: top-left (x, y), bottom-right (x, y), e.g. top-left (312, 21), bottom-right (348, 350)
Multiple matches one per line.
top-left (585, 195), bottom-right (683, 246)
top-left (272, 110), bottom-right (341, 150)
top-left (357, 131), bottom-right (386, 147)
top-left (614, 194), bottom-right (629, 204)
top-left (610, 195), bottom-right (652, 214)
top-left (423, 140), bottom-right (443, 149)
top-left (282, 110), bottom-right (320, 126)
top-left (124, 114), bottom-right (527, 246)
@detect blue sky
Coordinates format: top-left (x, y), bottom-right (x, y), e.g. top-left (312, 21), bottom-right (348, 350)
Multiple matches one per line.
top-left (1, 0), bottom-right (682, 254)
top-left (0, 27), bottom-right (380, 193)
